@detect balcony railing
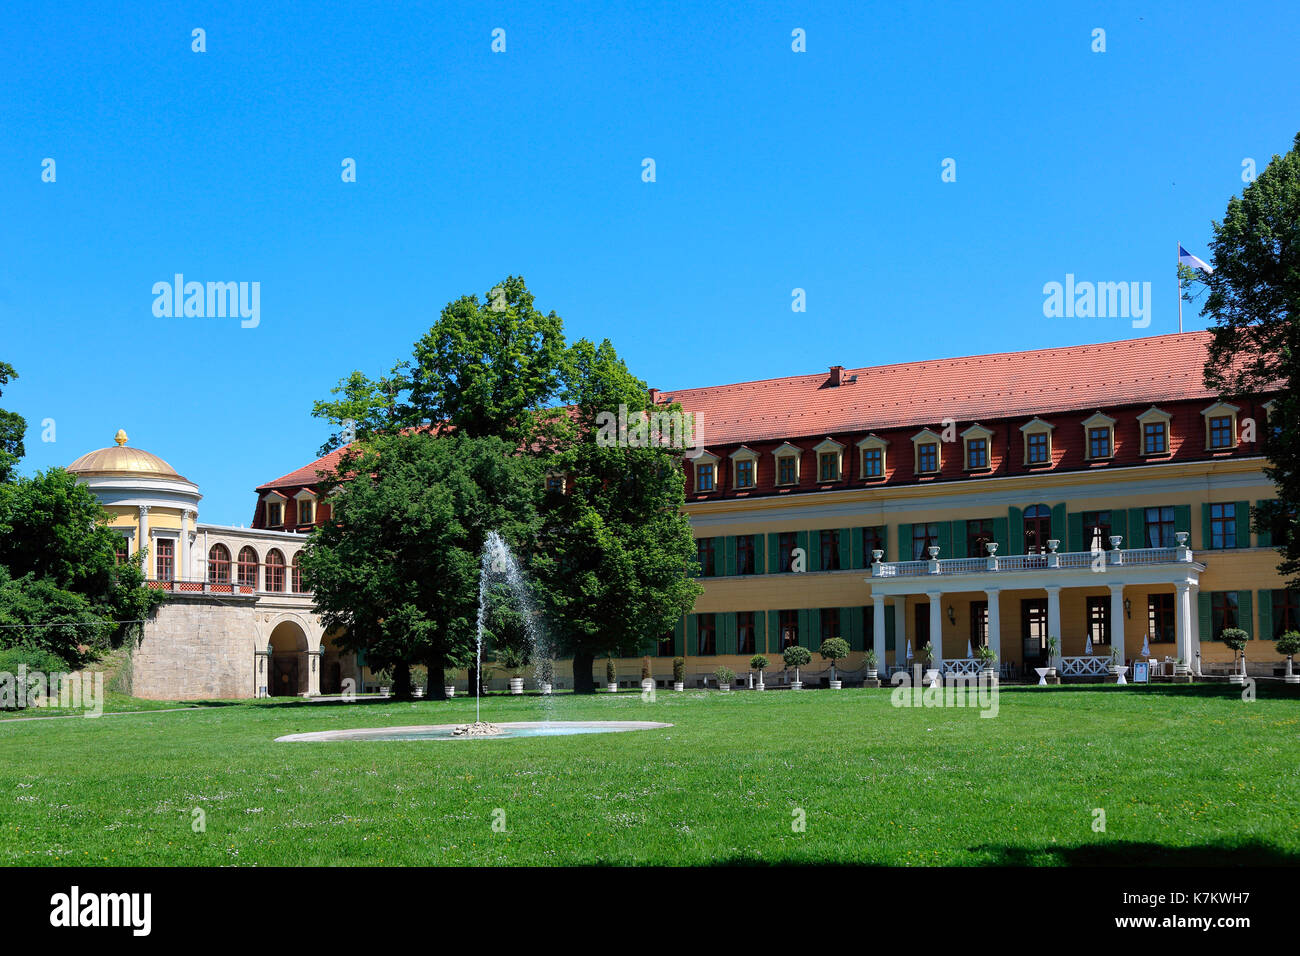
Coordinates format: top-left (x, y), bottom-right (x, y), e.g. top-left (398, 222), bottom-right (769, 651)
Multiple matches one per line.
top-left (145, 577), bottom-right (309, 597)
top-left (870, 534), bottom-right (1193, 580)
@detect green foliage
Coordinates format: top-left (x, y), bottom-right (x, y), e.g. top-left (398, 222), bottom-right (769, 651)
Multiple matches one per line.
top-left (865, 647), bottom-right (879, 669)
top-left (976, 644), bottom-right (997, 663)
top-left (1197, 132), bottom-right (1300, 590)
top-left (497, 643), bottom-right (530, 677)
top-left (0, 361), bottom-right (25, 484)
top-left (299, 430), bottom-right (541, 698)
top-left (713, 666), bottom-right (734, 686)
top-left (819, 637), bottom-right (850, 662)
top-left (1218, 627), bottom-right (1250, 652)
top-left (783, 645), bottom-right (811, 669)
top-left (0, 647), bottom-right (72, 710)
top-left (1275, 631), bottom-right (1300, 657)
top-left (749, 654), bottom-right (769, 672)
top-left (672, 656), bottom-right (685, 682)
top-left (605, 657), bottom-right (617, 683)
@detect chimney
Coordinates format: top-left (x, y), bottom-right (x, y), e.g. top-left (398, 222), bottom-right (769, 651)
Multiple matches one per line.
top-left (648, 387), bottom-right (661, 404)
top-left (828, 366), bottom-right (845, 387)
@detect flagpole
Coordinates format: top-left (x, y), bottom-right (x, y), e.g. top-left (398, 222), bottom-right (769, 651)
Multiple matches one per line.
top-left (1177, 241), bottom-right (1183, 333)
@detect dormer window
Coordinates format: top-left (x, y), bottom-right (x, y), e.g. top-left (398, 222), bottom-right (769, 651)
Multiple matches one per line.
top-left (692, 451), bottom-right (720, 492)
top-left (545, 474), bottom-right (566, 495)
top-left (268, 503), bottom-right (282, 526)
top-left (1020, 417), bottom-right (1054, 466)
top-left (912, 429), bottom-right (942, 475)
top-left (856, 434), bottom-right (888, 480)
top-left (813, 438), bottom-right (845, 483)
top-left (293, 488), bottom-right (317, 526)
top-left (961, 424), bottom-right (994, 472)
top-left (772, 443), bottom-right (802, 487)
top-left (729, 446), bottom-right (759, 490)
top-left (1202, 402), bottom-right (1239, 450)
top-left (1136, 406), bottom-right (1172, 457)
top-left (1082, 412), bottom-right (1117, 461)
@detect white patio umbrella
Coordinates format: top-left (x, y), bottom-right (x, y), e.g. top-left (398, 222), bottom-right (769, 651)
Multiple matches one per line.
top-left (966, 641), bottom-right (974, 659)
top-left (906, 640), bottom-right (913, 661)
top-left (1084, 634), bottom-right (1093, 655)
top-left (1140, 633), bottom-right (1150, 657)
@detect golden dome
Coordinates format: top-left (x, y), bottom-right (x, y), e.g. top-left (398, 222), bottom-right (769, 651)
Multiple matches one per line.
top-left (67, 430), bottom-right (187, 481)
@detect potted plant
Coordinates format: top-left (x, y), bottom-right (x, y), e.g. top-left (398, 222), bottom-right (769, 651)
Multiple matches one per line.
top-left (1107, 645), bottom-right (1120, 675)
top-left (919, 643), bottom-right (938, 687)
top-left (783, 645), bottom-right (811, 690)
top-left (499, 644), bottom-right (530, 695)
top-left (1219, 627), bottom-right (1249, 684)
top-left (443, 669), bottom-right (457, 698)
top-left (975, 643), bottom-right (997, 683)
top-left (1277, 630), bottom-right (1300, 684)
top-left (605, 657), bottom-right (619, 692)
top-left (714, 666), bottom-right (735, 692)
top-left (641, 655), bottom-right (654, 693)
top-left (1044, 636), bottom-right (1060, 683)
top-left (672, 656), bottom-right (686, 692)
top-left (864, 647), bottom-right (881, 687)
top-left (819, 637), bottom-right (850, 689)
top-left (750, 654), bottom-right (769, 690)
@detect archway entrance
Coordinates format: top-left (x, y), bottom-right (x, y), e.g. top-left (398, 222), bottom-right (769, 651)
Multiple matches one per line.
top-left (269, 620), bottom-right (309, 696)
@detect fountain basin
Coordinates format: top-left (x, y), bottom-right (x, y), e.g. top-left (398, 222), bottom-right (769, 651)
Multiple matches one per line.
top-left (276, 720), bottom-right (672, 742)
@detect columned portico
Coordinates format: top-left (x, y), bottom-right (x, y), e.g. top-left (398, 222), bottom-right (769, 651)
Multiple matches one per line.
top-left (927, 591), bottom-right (943, 668)
top-left (1108, 583), bottom-right (1126, 662)
top-left (892, 596), bottom-right (906, 669)
top-left (871, 595), bottom-right (887, 673)
top-left (985, 589), bottom-right (1002, 664)
top-left (1045, 586), bottom-right (1062, 668)
top-left (1175, 583), bottom-right (1195, 670)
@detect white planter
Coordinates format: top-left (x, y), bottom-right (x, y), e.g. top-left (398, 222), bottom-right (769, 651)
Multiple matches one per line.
top-left (539, 682), bottom-right (553, 695)
top-left (641, 679), bottom-right (654, 693)
top-left (509, 677), bottom-right (524, 695)
top-left (606, 682), bottom-right (618, 693)
top-left (673, 682), bottom-right (685, 692)
top-left (718, 683), bottom-right (731, 693)
top-left (444, 686), bottom-right (455, 698)
top-left (790, 681), bottom-right (803, 691)
top-left (1229, 673), bottom-right (1245, 685)
top-left (1113, 665), bottom-right (1129, 685)
top-left (756, 681), bottom-right (765, 691)
top-left (829, 680), bottom-right (842, 690)
top-left (866, 669), bottom-right (878, 680)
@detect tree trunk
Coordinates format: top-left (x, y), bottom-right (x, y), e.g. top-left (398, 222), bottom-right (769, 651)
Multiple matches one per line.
top-left (467, 664), bottom-right (478, 697)
top-left (426, 650), bottom-right (446, 701)
top-left (392, 661), bottom-right (412, 699)
top-left (572, 650), bottom-right (595, 694)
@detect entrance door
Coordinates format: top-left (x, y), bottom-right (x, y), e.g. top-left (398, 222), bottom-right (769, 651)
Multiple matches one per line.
top-left (914, 603), bottom-right (931, 653)
top-left (1022, 599), bottom-right (1048, 667)
top-left (273, 656), bottom-right (299, 696)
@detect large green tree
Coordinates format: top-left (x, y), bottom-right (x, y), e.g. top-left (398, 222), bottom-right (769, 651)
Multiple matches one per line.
top-left (0, 361), bottom-right (26, 483)
top-left (1198, 131), bottom-right (1300, 589)
top-left (299, 431), bottom-right (541, 699)
top-left (530, 338), bottom-right (702, 693)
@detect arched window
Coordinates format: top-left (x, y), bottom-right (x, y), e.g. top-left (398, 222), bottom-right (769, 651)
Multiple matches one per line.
top-left (265, 549), bottom-right (286, 592)
top-left (208, 544), bottom-right (231, 584)
top-left (291, 553), bottom-right (304, 593)
top-left (1024, 504), bottom-right (1051, 554)
top-left (237, 547), bottom-right (259, 588)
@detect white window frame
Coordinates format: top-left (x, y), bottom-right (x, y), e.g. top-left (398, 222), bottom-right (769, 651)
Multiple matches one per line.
top-left (693, 451), bottom-right (721, 492)
top-left (1201, 401), bottom-right (1240, 450)
top-left (1082, 412), bottom-right (1117, 461)
top-left (1136, 405), bottom-right (1173, 457)
top-left (911, 428), bottom-right (943, 475)
top-left (729, 446), bottom-right (759, 490)
top-left (812, 438), bottom-right (845, 483)
top-left (1020, 417), bottom-right (1055, 466)
top-left (772, 442), bottom-right (803, 487)
top-left (856, 434), bottom-right (888, 480)
top-left (960, 424), bottom-right (994, 472)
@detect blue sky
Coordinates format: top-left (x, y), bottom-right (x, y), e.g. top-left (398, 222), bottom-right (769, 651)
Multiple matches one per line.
top-left (2, 1), bottom-right (1297, 525)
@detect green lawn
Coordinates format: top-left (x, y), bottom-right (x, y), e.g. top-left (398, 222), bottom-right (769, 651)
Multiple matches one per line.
top-left (2, 684), bottom-right (1297, 866)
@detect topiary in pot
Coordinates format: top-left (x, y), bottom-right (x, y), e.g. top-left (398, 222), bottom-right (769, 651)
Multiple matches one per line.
top-left (819, 637), bottom-right (850, 686)
top-left (1276, 630), bottom-right (1300, 683)
top-left (1219, 627), bottom-right (1250, 680)
top-left (605, 656), bottom-right (618, 690)
top-left (750, 654), bottom-right (769, 688)
top-left (783, 645), bottom-right (811, 687)
top-left (714, 666), bottom-right (735, 691)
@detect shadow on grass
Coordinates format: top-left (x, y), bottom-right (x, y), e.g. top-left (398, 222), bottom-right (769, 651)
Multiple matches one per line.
top-left (705, 840), bottom-right (1300, 866)
top-left (995, 682), bottom-right (1297, 700)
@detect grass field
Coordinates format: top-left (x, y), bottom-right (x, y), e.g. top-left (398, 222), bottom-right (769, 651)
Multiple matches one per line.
top-left (2, 684), bottom-right (1297, 866)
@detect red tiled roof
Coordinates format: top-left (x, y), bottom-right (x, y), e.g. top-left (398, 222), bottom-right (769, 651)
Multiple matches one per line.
top-left (658, 331), bottom-right (1221, 447)
top-left (257, 445), bottom-right (351, 492)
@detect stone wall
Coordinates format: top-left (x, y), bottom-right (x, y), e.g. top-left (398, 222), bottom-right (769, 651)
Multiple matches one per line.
top-left (132, 598), bottom-right (260, 700)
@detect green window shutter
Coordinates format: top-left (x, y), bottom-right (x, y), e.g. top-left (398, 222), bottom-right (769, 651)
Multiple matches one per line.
top-left (753, 533), bottom-right (765, 573)
top-left (1174, 505), bottom-right (1191, 546)
top-left (950, 520), bottom-right (967, 559)
top-left (673, 616), bottom-right (685, 656)
top-left (1201, 504), bottom-right (1213, 550)
top-left (724, 536), bottom-right (738, 576)
top-left (991, 517), bottom-right (1008, 556)
top-left (849, 528), bottom-right (864, 569)
top-left (897, 523), bottom-right (913, 561)
top-left (885, 608), bottom-right (896, 652)
top-left (937, 522), bottom-right (952, 560)
top-left (838, 529), bottom-right (852, 570)
top-left (1068, 512), bottom-right (1083, 553)
top-left (767, 610), bottom-right (779, 653)
top-left (1258, 590), bottom-right (1274, 641)
top-left (1111, 510), bottom-right (1127, 548)
top-left (1234, 501), bottom-right (1251, 549)
top-left (1257, 501), bottom-right (1273, 548)
top-left (1128, 508), bottom-right (1146, 548)
top-left (721, 612), bottom-right (737, 655)
top-left (879, 529), bottom-right (888, 563)
top-left (1008, 506), bottom-right (1024, 555)
top-left (1238, 591), bottom-right (1253, 640)
top-left (766, 533), bottom-right (779, 572)
top-left (687, 615), bottom-right (699, 654)
top-left (1051, 503), bottom-right (1067, 543)
top-left (754, 611), bottom-right (766, 655)
top-left (1198, 592), bottom-right (1212, 644)
top-left (798, 530), bottom-right (812, 571)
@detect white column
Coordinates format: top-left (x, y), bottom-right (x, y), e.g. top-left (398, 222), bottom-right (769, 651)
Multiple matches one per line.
top-left (1046, 586), bottom-right (1062, 666)
top-left (1109, 583), bottom-right (1126, 664)
top-left (927, 590), bottom-right (943, 669)
top-left (1175, 583), bottom-right (1193, 667)
top-left (872, 595), bottom-right (887, 673)
top-left (985, 589), bottom-right (1002, 665)
top-left (1190, 586), bottom-right (1202, 675)
top-left (181, 510), bottom-right (196, 579)
top-left (892, 597), bottom-right (907, 669)
top-left (137, 506), bottom-right (151, 569)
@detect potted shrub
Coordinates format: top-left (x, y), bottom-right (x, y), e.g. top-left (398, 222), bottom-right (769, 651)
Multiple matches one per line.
top-left (641, 656), bottom-right (654, 693)
top-left (605, 657), bottom-right (619, 692)
top-left (714, 666), bottom-right (735, 692)
top-left (975, 643), bottom-right (997, 683)
top-left (1107, 645), bottom-right (1120, 675)
top-left (1277, 630), bottom-right (1300, 684)
top-left (819, 637), bottom-right (850, 689)
top-left (750, 654), bottom-right (769, 690)
top-left (672, 656), bottom-right (686, 692)
top-left (1044, 636), bottom-right (1060, 683)
top-left (919, 643), bottom-right (938, 687)
top-left (783, 645), bottom-right (811, 690)
top-left (499, 645), bottom-right (529, 695)
top-left (1219, 627), bottom-right (1249, 684)
top-left (864, 647), bottom-right (881, 687)
top-left (443, 669), bottom-right (457, 698)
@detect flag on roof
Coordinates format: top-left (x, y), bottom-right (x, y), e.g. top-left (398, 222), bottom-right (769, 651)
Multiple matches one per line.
top-left (1179, 245), bottom-right (1214, 273)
